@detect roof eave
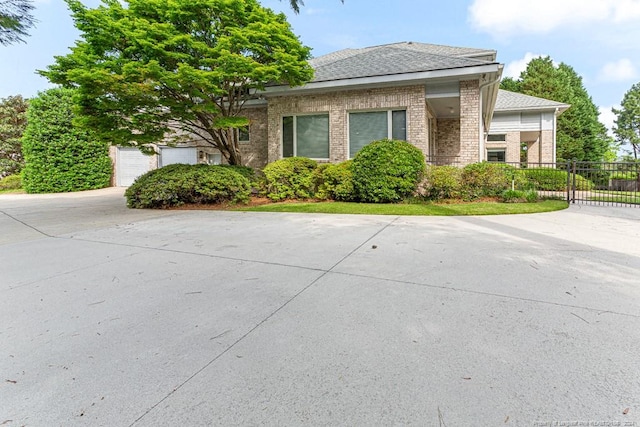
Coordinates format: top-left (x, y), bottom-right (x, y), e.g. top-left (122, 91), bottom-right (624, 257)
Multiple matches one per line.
top-left (494, 104), bottom-right (571, 114)
top-left (261, 64), bottom-right (502, 96)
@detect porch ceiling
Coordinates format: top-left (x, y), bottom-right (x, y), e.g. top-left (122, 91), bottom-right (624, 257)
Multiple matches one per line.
top-left (428, 97), bottom-right (459, 119)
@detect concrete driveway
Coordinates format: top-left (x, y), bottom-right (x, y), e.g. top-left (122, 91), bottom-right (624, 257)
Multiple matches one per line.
top-left (1, 188), bottom-right (639, 426)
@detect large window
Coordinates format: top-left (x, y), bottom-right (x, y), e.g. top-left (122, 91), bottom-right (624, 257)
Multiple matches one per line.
top-left (349, 110), bottom-right (406, 158)
top-left (282, 114), bottom-right (330, 159)
top-left (487, 149), bottom-right (506, 162)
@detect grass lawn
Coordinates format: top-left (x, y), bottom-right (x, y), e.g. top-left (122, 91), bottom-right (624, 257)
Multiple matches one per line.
top-left (588, 190), bottom-right (640, 204)
top-left (236, 200), bottom-right (568, 216)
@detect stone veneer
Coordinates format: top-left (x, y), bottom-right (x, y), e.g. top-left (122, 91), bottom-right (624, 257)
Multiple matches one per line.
top-left (265, 85), bottom-right (428, 164)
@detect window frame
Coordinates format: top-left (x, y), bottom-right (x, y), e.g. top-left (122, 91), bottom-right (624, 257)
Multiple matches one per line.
top-left (237, 126), bottom-right (250, 144)
top-left (487, 134), bottom-right (506, 142)
top-left (486, 148), bottom-right (506, 163)
top-left (281, 113), bottom-right (330, 160)
top-left (348, 109), bottom-right (407, 158)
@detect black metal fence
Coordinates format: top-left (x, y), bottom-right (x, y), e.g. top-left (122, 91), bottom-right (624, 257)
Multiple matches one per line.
top-left (429, 159), bottom-right (640, 207)
top-left (567, 161), bottom-right (640, 207)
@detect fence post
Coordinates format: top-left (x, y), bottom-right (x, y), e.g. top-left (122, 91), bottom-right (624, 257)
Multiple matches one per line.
top-left (572, 160), bottom-right (577, 204)
top-left (566, 160), bottom-right (571, 203)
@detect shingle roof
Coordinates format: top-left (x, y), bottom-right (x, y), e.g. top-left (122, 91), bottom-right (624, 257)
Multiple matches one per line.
top-left (495, 89), bottom-right (570, 111)
top-left (308, 42), bottom-right (498, 83)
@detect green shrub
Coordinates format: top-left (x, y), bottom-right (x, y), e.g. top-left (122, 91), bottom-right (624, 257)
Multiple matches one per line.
top-left (261, 157), bottom-right (318, 201)
top-left (125, 163), bottom-right (251, 208)
top-left (21, 88), bottom-right (112, 193)
top-left (462, 162), bottom-right (523, 199)
top-left (0, 174), bottom-right (22, 190)
top-left (416, 165), bottom-right (463, 200)
top-left (610, 171), bottom-right (638, 180)
top-left (315, 161), bottom-right (354, 201)
top-left (523, 168), bottom-right (594, 191)
top-left (501, 189), bottom-right (538, 203)
top-left (218, 164), bottom-right (257, 182)
top-left (351, 139), bottom-right (425, 203)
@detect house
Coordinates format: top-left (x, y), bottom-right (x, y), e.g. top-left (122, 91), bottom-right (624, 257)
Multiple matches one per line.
top-left (111, 42), bottom-right (569, 186)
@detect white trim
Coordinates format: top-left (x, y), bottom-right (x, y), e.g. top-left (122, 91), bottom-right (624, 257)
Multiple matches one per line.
top-left (263, 65), bottom-right (502, 96)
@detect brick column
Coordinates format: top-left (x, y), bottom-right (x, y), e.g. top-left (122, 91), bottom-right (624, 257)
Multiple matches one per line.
top-left (459, 80), bottom-right (480, 165)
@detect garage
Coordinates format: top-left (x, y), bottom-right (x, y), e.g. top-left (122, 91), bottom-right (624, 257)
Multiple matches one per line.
top-left (159, 147), bottom-right (198, 167)
top-left (116, 147), bottom-right (154, 187)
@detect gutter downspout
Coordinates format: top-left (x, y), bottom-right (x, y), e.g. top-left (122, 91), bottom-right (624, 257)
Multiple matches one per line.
top-left (478, 71), bottom-right (502, 162)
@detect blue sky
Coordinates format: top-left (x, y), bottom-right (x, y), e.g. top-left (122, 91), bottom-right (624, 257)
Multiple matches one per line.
top-left (2, 0), bottom-right (640, 133)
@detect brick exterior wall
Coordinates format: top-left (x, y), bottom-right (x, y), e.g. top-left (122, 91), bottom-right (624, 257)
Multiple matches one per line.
top-left (459, 80), bottom-right (480, 164)
top-left (435, 118), bottom-right (460, 160)
top-left (265, 85), bottom-right (428, 164)
top-left (525, 131), bottom-right (554, 165)
top-left (239, 106), bottom-right (268, 168)
top-left (486, 131), bottom-right (521, 164)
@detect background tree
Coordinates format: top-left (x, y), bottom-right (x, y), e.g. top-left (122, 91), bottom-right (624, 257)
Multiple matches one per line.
top-left (0, 0), bottom-right (35, 45)
top-left (613, 82), bottom-right (640, 160)
top-left (22, 88), bottom-right (112, 193)
top-left (501, 56), bottom-right (613, 162)
top-left (285, 0), bottom-right (343, 14)
top-left (43, 0), bottom-right (313, 166)
top-left (0, 94), bottom-right (27, 177)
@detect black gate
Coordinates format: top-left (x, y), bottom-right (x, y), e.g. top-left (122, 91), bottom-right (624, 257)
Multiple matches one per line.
top-left (567, 161), bottom-right (640, 207)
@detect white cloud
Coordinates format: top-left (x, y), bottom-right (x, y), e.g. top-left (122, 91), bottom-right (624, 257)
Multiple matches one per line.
top-left (598, 105), bottom-right (619, 136)
top-left (503, 53), bottom-right (544, 79)
top-left (598, 59), bottom-right (637, 82)
top-left (469, 0), bottom-right (640, 36)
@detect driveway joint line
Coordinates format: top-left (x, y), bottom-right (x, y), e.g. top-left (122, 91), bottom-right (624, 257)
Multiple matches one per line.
top-left (327, 270), bottom-right (640, 319)
top-left (129, 216), bottom-right (400, 426)
top-left (0, 210), bottom-right (54, 238)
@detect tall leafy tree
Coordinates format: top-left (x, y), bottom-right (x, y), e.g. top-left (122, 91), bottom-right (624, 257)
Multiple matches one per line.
top-left (42, 0), bottom-right (313, 166)
top-left (0, 94), bottom-right (27, 177)
top-left (285, 0), bottom-right (343, 13)
top-left (22, 88), bottom-right (112, 193)
top-left (0, 0), bottom-right (35, 45)
top-left (613, 82), bottom-right (640, 160)
top-left (501, 56), bottom-right (613, 162)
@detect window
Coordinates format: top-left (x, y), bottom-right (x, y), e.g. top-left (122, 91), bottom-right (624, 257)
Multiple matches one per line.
top-left (487, 149), bottom-right (506, 162)
top-left (238, 126), bottom-right (250, 144)
top-left (282, 114), bottom-right (330, 159)
top-left (487, 134), bottom-right (506, 142)
top-left (349, 110), bottom-right (406, 158)
top-left (207, 153), bottom-right (222, 165)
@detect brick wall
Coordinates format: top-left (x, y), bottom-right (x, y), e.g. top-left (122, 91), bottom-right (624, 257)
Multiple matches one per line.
top-left (265, 85), bottom-right (428, 163)
top-left (435, 118), bottom-right (460, 159)
top-left (459, 80), bottom-right (480, 164)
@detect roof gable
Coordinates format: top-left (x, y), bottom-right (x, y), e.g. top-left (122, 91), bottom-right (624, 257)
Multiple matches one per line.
top-left (495, 89), bottom-right (570, 112)
top-left (309, 42), bottom-right (498, 83)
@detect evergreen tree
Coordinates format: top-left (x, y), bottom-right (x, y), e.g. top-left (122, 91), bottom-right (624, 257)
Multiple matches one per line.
top-left (613, 82), bottom-right (640, 160)
top-left (500, 56), bottom-right (613, 162)
top-left (0, 94), bottom-right (27, 177)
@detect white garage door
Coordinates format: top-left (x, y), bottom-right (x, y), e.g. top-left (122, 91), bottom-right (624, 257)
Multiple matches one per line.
top-left (116, 147), bottom-right (152, 187)
top-left (159, 147), bottom-right (197, 167)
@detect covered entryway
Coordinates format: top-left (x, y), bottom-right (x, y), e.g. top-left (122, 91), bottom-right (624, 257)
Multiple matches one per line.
top-left (116, 147), bottom-right (154, 187)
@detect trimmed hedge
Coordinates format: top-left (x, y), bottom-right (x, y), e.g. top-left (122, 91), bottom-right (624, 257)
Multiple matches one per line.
top-left (21, 88), bottom-right (112, 193)
top-left (261, 157), bottom-right (318, 201)
top-left (125, 163), bottom-right (251, 208)
top-left (522, 168), bottom-right (594, 191)
top-left (315, 160), bottom-right (354, 201)
top-left (351, 139), bottom-right (425, 203)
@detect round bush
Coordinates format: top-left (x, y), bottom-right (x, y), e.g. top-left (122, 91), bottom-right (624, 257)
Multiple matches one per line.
top-left (462, 162), bottom-right (524, 199)
top-left (351, 139), bottom-right (425, 203)
top-left (125, 163), bottom-right (251, 208)
top-left (0, 174), bottom-right (22, 190)
top-left (314, 160), bottom-right (354, 201)
top-left (416, 165), bottom-right (463, 200)
top-left (261, 157), bottom-right (318, 201)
